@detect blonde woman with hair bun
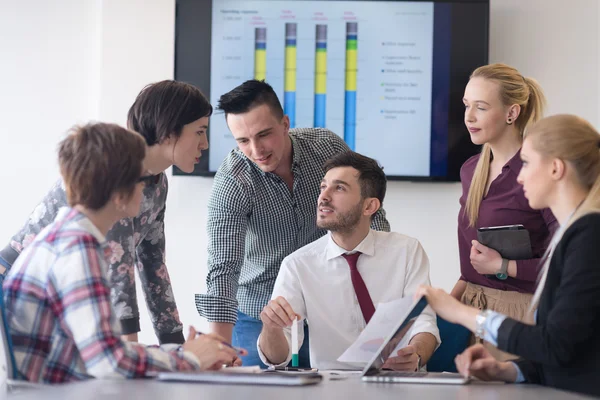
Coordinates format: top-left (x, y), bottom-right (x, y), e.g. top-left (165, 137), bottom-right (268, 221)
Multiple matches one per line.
top-left (417, 114), bottom-right (600, 397)
top-left (451, 64), bottom-right (558, 361)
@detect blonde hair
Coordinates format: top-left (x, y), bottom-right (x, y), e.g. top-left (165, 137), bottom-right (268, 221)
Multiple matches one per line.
top-left (465, 63), bottom-right (547, 227)
top-left (525, 114), bottom-right (600, 309)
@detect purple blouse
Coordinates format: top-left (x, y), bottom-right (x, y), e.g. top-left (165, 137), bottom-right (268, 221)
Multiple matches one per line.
top-left (458, 151), bottom-right (558, 293)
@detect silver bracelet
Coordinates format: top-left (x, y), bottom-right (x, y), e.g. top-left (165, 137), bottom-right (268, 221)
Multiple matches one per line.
top-left (475, 310), bottom-right (490, 340)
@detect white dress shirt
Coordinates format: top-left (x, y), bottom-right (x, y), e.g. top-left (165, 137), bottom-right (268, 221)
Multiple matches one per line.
top-left (257, 229), bottom-right (440, 370)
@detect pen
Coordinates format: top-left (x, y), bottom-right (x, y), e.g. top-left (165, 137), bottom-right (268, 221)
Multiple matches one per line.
top-left (291, 318), bottom-right (299, 367)
top-left (196, 332), bottom-right (245, 355)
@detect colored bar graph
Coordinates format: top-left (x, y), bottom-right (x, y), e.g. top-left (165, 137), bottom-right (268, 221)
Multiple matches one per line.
top-left (254, 27), bottom-right (267, 81)
top-left (344, 22), bottom-right (357, 150)
top-left (314, 24), bottom-right (327, 128)
top-left (284, 23), bottom-right (297, 128)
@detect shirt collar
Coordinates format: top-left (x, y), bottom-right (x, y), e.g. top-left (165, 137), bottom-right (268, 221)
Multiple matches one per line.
top-left (290, 133), bottom-right (301, 169)
top-left (325, 229), bottom-right (376, 261)
top-left (56, 207), bottom-right (107, 245)
top-left (504, 149), bottom-right (522, 172)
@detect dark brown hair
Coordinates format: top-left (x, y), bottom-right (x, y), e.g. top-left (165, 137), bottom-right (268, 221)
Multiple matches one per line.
top-left (323, 151), bottom-right (387, 206)
top-left (217, 80), bottom-right (284, 120)
top-left (58, 123), bottom-right (146, 210)
top-left (127, 80), bottom-right (212, 146)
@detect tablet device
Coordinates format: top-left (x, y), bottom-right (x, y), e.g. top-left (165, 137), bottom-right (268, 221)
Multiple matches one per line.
top-left (477, 224), bottom-right (532, 260)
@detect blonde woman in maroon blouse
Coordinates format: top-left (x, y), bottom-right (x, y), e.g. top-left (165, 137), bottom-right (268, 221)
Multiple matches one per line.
top-left (451, 64), bottom-right (558, 360)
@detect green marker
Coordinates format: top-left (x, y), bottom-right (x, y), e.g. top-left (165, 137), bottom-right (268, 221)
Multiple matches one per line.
top-left (291, 317), bottom-right (299, 367)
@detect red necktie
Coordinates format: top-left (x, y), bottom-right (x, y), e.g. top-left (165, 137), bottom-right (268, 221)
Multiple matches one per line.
top-left (342, 252), bottom-right (376, 324)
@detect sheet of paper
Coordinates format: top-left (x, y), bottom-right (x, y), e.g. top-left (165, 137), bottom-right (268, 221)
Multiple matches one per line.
top-left (337, 296), bottom-right (416, 364)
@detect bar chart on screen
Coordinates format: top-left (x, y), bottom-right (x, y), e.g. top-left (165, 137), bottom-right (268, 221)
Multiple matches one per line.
top-left (210, 0), bottom-right (434, 176)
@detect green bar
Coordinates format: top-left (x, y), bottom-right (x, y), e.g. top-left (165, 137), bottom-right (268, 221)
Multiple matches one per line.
top-left (346, 40), bottom-right (357, 50)
top-left (291, 354), bottom-right (299, 367)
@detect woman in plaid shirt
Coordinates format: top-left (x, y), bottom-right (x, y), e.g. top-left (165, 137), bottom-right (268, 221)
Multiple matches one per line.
top-left (3, 123), bottom-right (240, 382)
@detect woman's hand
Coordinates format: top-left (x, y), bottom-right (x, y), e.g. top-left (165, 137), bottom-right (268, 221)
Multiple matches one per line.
top-left (415, 286), bottom-right (467, 324)
top-left (182, 326), bottom-right (247, 370)
top-left (470, 240), bottom-right (503, 275)
top-left (455, 344), bottom-right (518, 382)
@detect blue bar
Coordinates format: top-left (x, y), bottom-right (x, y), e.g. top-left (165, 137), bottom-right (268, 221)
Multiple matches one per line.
top-left (314, 94), bottom-right (326, 128)
top-left (255, 42), bottom-right (266, 50)
top-left (286, 39), bottom-right (297, 46)
top-left (316, 42), bottom-right (327, 50)
top-left (346, 34), bottom-right (357, 40)
top-left (284, 91), bottom-right (296, 128)
top-left (344, 91), bottom-right (356, 150)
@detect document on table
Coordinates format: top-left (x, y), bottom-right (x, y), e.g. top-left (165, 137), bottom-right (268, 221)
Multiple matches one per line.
top-left (337, 296), bottom-right (416, 364)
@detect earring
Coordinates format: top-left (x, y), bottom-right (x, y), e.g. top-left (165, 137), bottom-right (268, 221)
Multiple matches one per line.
top-left (507, 118), bottom-right (513, 125)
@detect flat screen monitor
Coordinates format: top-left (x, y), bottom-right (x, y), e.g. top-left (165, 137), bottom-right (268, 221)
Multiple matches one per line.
top-left (174, 0), bottom-right (488, 181)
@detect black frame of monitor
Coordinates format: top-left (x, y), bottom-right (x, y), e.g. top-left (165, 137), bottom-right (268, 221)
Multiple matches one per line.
top-left (173, 0), bottom-right (489, 182)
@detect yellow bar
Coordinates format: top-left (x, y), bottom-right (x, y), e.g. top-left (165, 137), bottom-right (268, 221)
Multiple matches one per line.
top-left (255, 49), bottom-right (266, 81)
top-left (315, 51), bottom-right (327, 94)
top-left (285, 47), bottom-right (296, 91)
top-left (345, 49), bottom-right (357, 91)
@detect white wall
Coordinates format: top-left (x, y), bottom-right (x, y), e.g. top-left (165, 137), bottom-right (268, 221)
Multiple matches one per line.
top-left (1, 0), bottom-right (599, 346)
top-left (0, 0), bottom-right (101, 237)
top-left (490, 0), bottom-right (599, 127)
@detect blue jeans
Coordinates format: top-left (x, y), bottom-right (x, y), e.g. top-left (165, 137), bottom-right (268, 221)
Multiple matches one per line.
top-left (232, 310), bottom-right (311, 368)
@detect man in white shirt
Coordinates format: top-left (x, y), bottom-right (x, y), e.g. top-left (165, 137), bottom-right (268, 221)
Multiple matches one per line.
top-left (257, 151), bottom-right (440, 370)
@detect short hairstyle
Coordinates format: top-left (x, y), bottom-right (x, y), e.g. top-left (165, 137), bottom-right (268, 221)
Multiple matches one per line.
top-left (217, 80), bottom-right (284, 119)
top-left (58, 123), bottom-right (146, 210)
top-left (323, 151), bottom-right (387, 206)
top-left (127, 80), bottom-right (212, 146)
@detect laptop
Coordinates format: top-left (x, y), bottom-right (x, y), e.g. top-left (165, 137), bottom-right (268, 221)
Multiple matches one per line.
top-left (155, 368), bottom-right (322, 386)
top-left (0, 284), bottom-right (45, 392)
top-left (361, 296), bottom-right (470, 384)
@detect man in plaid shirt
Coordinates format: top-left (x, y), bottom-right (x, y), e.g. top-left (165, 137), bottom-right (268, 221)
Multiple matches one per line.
top-left (3, 123), bottom-right (238, 383)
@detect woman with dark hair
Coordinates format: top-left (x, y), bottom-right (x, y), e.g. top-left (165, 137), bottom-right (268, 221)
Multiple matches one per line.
top-left (0, 80), bottom-right (211, 345)
top-left (3, 123), bottom-right (240, 382)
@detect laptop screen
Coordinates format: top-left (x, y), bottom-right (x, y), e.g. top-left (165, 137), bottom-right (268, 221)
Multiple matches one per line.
top-left (361, 296), bottom-right (428, 376)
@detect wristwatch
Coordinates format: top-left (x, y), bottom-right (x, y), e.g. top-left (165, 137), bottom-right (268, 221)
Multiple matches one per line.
top-left (416, 354), bottom-right (422, 372)
top-left (496, 258), bottom-right (509, 280)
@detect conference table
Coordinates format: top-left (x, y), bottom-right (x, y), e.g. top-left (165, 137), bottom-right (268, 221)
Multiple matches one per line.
top-left (6, 373), bottom-right (594, 400)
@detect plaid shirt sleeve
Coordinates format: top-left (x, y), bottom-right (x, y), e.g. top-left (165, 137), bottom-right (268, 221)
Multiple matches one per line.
top-left (196, 171), bottom-right (252, 324)
top-left (51, 235), bottom-right (200, 378)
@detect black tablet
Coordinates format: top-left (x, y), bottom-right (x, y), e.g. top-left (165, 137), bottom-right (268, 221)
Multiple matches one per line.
top-left (477, 224), bottom-right (533, 260)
